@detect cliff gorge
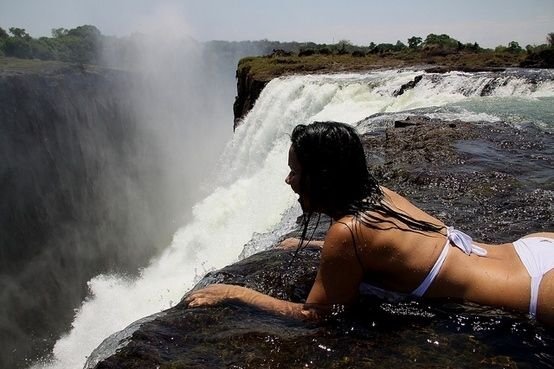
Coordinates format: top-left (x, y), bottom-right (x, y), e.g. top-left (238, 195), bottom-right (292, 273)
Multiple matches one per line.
top-left (0, 60), bottom-right (177, 368)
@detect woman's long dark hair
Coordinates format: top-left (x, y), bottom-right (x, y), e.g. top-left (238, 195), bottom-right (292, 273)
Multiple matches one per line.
top-left (290, 121), bottom-right (443, 240)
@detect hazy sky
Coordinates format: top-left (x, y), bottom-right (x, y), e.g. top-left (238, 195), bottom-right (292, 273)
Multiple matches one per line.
top-left (0, 0), bottom-right (552, 47)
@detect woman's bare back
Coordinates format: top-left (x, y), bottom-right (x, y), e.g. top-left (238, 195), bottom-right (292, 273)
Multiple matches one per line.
top-left (349, 188), bottom-right (554, 322)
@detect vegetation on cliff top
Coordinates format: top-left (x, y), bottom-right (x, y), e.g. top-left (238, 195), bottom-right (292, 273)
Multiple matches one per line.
top-left (238, 33), bottom-right (554, 81)
top-left (0, 25), bottom-right (103, 64)
top-left (1, 25), bottom-right (552, 77)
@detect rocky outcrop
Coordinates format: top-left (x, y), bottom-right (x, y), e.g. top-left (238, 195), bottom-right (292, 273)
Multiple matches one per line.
top-left (423, 66), bottom-right (506, 73)
top-left (233, 63), bottom-right (269, 130)
top-left (393, 75), bottom-right (422, 96)
top-left (90, 118), bottom-right (553, 369)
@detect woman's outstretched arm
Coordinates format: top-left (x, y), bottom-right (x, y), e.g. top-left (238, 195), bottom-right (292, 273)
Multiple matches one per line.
top-left (184, 220), bottom-right (364, 320)
top-left (184, 284), bottom-right (322, 319)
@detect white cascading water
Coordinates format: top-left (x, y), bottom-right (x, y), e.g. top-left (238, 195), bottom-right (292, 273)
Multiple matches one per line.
top-left (34, 69), bottom-right (554, 369)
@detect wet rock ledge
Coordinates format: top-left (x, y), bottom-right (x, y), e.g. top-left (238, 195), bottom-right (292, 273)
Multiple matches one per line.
top-left (88, 118), bottom-right (553, 369)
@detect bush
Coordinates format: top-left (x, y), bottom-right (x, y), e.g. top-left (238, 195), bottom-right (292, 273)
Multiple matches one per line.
top-left (298, 49), bottom-right (315, 57)
top-left (318, 47), bottom-right (331, 55)
top-left (372, 43), bottom-right (395, 54)
top-left (2, 37), bottom-right (33, 58)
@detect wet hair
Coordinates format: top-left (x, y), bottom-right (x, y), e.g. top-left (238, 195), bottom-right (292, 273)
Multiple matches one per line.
top-left (291, 121), bottom-right (382, 218)
top-left (290, 121), bottom-right (443, 237)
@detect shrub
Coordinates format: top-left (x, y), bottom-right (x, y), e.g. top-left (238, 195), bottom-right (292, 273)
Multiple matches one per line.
top-left (298, 49), bottom-right (315, 57)
top-left (2, 37), bottom-right (33, 58)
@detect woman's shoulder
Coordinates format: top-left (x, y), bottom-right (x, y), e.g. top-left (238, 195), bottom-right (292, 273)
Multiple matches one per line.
top-left (325, 216), bottom-right (381, 252)
top-left (323, 217), bottom-right (360, 251)
top-left (325, 216), bottom-right (357, 245)
top-left (378, 186), bottom-right (445, 228)
top-left (328, 215), bottom-right (379, 238)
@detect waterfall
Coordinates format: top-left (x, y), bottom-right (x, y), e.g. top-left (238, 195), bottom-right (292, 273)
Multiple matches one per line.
top-left (34, 68), bottom-right (554, 369)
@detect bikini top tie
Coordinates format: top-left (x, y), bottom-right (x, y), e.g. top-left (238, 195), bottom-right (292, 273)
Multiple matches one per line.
top-left (410, 227), bottom-right (487, 297)
top-left (447, 227), bottom-right (487, 256)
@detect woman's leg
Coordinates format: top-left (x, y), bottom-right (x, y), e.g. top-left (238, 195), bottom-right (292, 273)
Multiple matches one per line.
top-left (538, 269), bottom-right (554, 325)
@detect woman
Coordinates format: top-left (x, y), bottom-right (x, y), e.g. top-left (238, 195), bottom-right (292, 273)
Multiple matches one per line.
top-left (185, 121), bottom-right (554, 325)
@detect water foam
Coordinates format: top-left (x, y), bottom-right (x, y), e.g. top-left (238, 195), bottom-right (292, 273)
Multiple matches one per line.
top-left (34, 68), bottom-right (554, 369)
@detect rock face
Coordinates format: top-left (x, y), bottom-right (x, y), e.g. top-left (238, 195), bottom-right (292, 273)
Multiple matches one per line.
top-left (0, 63), bottom-right (177, 368)
top-left (233, 64), bottom-right (269, 129)
top-left (90, 118), bottom-right (553, 369)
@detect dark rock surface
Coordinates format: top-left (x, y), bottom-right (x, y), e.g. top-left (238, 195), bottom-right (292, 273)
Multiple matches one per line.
top-left (363, 117), bottom-right (553, 242)
top-left (90, 117), bottom-right (553, 369)
top-left (233, 66), bottom-right (269, 130)
top-left (423, 66), bottom-right (507, 74)
top-left (392, 74), bottom-right (422, 96)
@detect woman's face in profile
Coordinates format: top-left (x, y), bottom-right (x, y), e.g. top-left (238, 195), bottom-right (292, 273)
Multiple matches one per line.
top-left (285, 146), bottom-right (309, 211)
top-left (285, 146), bottom-right (301, 194)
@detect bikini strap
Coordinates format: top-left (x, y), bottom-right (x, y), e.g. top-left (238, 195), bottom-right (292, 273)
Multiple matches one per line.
top-left (412, 227), bottom-right (487, 297)
top-left (412, 240), bottom-right (450, 297)
top-left (337, 220), bottom-right (366, 274)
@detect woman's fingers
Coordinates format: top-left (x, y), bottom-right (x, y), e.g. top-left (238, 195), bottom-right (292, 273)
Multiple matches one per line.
top-left (187, 296), bottom-right (211, 307)
top-left (278, 237), bottom-right (301, 249)
top-left (184, 284), bottom-right (233, 308)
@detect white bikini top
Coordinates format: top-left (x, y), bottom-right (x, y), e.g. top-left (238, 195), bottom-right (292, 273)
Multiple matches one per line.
top-left (360, 227), bottom-right (487, 300)
top-left (411, 227), bottom-right (487, 297)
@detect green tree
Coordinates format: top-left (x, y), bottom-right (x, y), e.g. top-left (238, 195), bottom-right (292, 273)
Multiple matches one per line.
top-left (67, 24), bottom-right (101, 39)
top-left (507, 41), bottom-right (523, 53)
top-left (51, 28), bottom-right (68, 38)
top-left (407, 36), bottom-right (422, 49)
top-left (423, 33), bottom-right (459, 48)
top-left (9, 27), bottom-right (31, 40)
top-left (58, 25), bottom-right (102, 63)
top-left (336, 39), bottom-right (352, 54)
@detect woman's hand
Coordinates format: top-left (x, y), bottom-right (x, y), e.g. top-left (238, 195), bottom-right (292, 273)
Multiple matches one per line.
top-left (184, 284), bottom-right (240, 308)
top-left (277, 237), bottom-right (301, 249)
top-left (277, 237), bottom-right (324, 250)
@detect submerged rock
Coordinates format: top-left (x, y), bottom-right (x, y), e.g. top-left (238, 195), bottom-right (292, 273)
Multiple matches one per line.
top-left (89, 118), bottom-right (553, 368)
top-left (392, 74), bottom-right (423, 96)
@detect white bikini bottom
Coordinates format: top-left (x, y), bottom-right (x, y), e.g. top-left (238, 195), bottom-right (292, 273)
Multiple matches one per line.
top-left (513, 237), bottom-right (554, 316)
